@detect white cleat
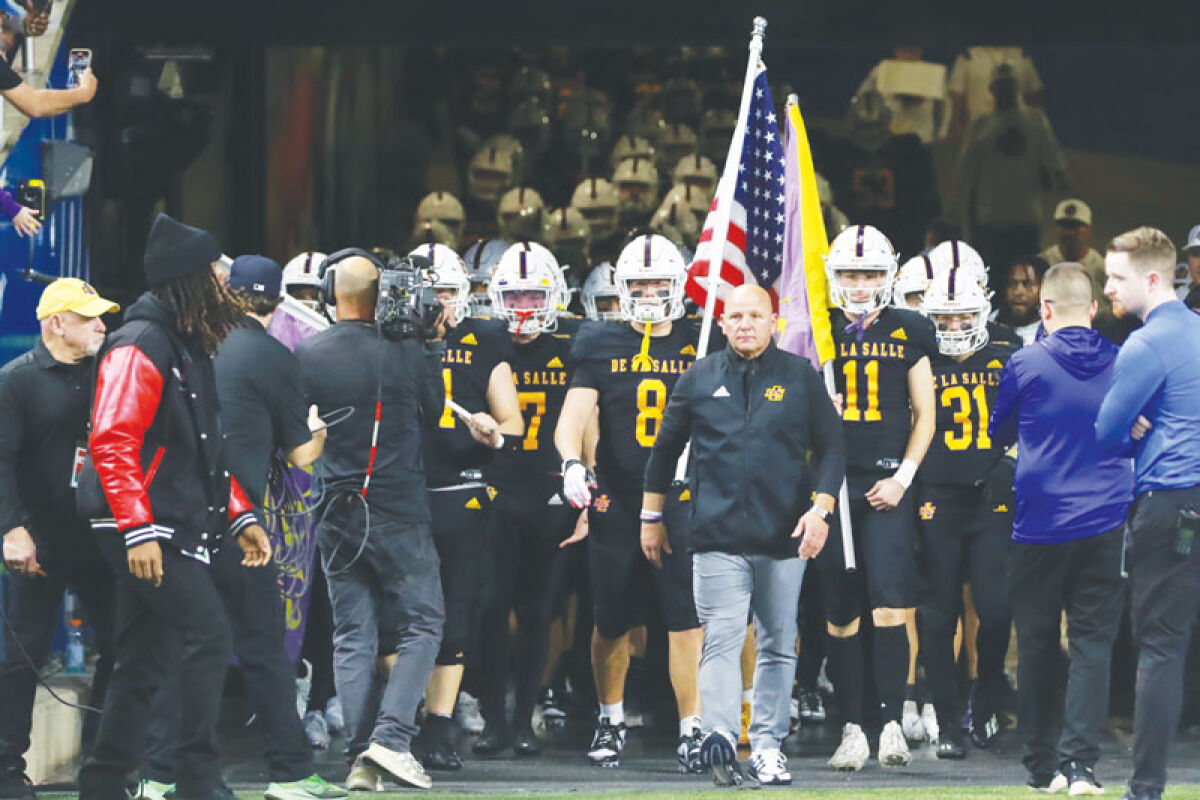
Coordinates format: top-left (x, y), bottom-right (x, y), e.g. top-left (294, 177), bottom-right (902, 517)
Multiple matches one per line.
top-left (828, 722), bottom-right (870, 771)
top-left (921, 702), bottom-right (940, 744)
top-left (879, 720), bottom-right (913, 767)
top-left (901, 699), bottom-right (927, 743)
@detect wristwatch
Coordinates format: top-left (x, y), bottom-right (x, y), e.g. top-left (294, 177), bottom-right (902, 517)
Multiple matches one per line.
top-left (810, 506), bottom-right (832, 523)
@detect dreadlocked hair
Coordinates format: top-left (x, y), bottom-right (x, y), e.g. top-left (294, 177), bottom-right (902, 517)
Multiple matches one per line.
top-left (153, 268), bottom-right (249, 354)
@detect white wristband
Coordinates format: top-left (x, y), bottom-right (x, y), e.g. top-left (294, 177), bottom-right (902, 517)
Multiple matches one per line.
top-left (493, 433), bottom-right (505, 450)
top-left (892, 459), bottom-right (918, 490)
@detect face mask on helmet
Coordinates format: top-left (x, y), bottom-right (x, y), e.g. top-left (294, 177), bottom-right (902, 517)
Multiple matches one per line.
top-left (892, 254), bottom-right (936, 310)
top-left (408, 243), bottom-right (470, 326)
top-left (614, 234), bottom-right (686, 324)
top-left (928, 240), bottom-right (992, 300)
top-left (922, 271), bottom-right (991, 357)
top-left (825, 224), bottom-right (899, 315)
top-left (582, 262), bottom-right (623, 321)
top-left (283, 251), bottom-right (327, 313)
top-left (489, 243), bottom-right (566, 335)
top-left (415, 192), bottom-right (466, 242)
top-left (463, 238), bottom-right (509, 317)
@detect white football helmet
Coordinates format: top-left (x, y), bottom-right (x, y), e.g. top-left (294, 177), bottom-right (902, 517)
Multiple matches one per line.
top-left (892, 253), bottom-right (936, 310)
top-left (408, 243), bottom-right (470, 325)
top-left (614, 233), bottom-right (687, 324)
top-left (922, 268), bottom-right (991, 357)
top-left (825, 224), bottom-right (899, 315)
top-left (282, 251), bottom-right (327, 312)
top-left (928, 240), bottom-right (991, 298)
top-left (462, 238), bottom-right (509, 317)
top-left (415, 192), bottom-right (466, 243)
top-left (582, 262), bottom-right (622, 321)
top-left (488, 242), bottom-right (568, 336)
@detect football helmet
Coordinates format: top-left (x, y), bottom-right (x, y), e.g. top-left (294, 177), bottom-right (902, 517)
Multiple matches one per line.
top-left (467, 136), bottom-right (525, 205)
top-left (614, 233), bottom-right (687, 324)
top-left (928, 240), bottom-right (991, 296)
top-left (408, 243), bottom-right (471, 325)
top-left (462, 238), bottom-right (509, 317)
top-left (825, 224), bottom-right (899, 315)
top-left (624, 106), bottom-right (667, 148)
top-left (414, 191), bottom-right (465, 243)
top-left (489, 241), bottom-right (569, 336)
top-left (700, 108), bottom-right (737, 164)
top-left (922, 268), bottom-right (991, 357)
top-left (612, 156), bottom-right (660, 226)
top-left (663, 181), bottom-right (713, 218)
top-left (672, 153), bottom-right (718, 197)
top-left (651, 196), bottom-right (700, 249)
top-left (892, 254), bottom-right (937, 310)
top-left (571, 177), bottom-right (620, 241)
top-left (656, 122), bottom-right (698, 174)
top-left (582, 262), bottom-right (622, 321)
top-left (545, 207), bottom-right (591, 271)
top-left (610, 134), bottom-right (656, 170)
top-left (282, 251), bottom-right (327, 312)
top-left (497, 186), bottom-right (546, 242)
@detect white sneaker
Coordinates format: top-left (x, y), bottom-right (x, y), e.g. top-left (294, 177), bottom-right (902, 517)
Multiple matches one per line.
top-left (1045, 771), bottom-right (1069, 793)
top-left (304, 710), bottom-right (331, 750)
top-left (828, 722), bottom-right (870, 771)
top-left (920, 703), bottom-right (940, 744)
top-left (748, 748), bottom-right (792, 785)
top-left (878, 720), bottom-right (913, 767)
top-left (295, 658), bottom-right (313, 719)
top-left (901, 700), bottom-right (926, 743)
top-left (453, 691), bottom-right (485, 734)
top-left (345, 755), bottom-right (384, 792)
top-left (363, 742), bottom-right (432, 790)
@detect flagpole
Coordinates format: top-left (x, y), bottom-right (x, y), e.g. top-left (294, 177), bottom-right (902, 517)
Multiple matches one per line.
top-left (694, 15), bottom-right (766, 361)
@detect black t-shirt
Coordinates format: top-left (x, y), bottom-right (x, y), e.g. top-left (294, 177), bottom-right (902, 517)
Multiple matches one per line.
top-left (485, 317), bottom-right (579, 489)
top-left (296, 321), bottom-right (444, 522)
top-left (214, 318), bottom-right (312, 510)
top-left (922, 341), bottom-right (1017, 487)
top-left (0, 59), bottom-right (21, 92)
top-left (570, 318), bottom-right (712, 490)
top-left (424, 317), bottom-right (514, 488)
top-left (830, 306), bottom-right (937, 472)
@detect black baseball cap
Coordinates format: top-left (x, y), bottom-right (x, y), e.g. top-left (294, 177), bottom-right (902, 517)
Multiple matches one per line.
top-left (228, 255), bottom-right (282, 297)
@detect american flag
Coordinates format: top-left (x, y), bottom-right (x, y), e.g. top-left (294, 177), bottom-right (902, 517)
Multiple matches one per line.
top-left (685, 67), bottom-right (785, 315)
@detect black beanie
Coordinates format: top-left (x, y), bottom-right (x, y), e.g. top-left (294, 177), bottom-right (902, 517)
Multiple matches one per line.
top-left (142, 213), bottom-right (223, 287)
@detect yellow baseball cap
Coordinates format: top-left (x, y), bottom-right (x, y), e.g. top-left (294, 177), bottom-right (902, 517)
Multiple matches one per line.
top-left (35, 278), bottom-right (119, 321)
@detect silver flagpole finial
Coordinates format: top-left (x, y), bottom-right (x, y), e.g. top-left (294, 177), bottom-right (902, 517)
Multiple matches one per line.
top-left (752, 16), bottom-right (768, 38)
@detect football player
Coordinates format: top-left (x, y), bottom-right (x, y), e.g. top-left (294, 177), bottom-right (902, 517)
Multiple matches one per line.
top-left (409, 243), bottom-right (524, 771)
top-left (927, 240), bottom-right (1021, 347)
top-left (581, 262), bottom-right (622, 322)
top-left (553, 233), bottom-right (711, 772)
top-left (819, 224), bottom-right (937, 771)
top-left (463, 238), bottom-right (510, 318)
top-left (471, 242), bottom-right (579, 758)
top-left (282, 251), bottom-right (328, 315)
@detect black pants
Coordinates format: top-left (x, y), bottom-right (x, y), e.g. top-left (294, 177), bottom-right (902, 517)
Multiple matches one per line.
top-left (79, 533), bottom-right (232, 800)
top-left (1007, 526), bottom-right (1124, 777)
top-left (301, 558), bottom-right (336, 713)
top-left (795, 566), bottom-right (825, 691)
top-left (428, 486), bottom-right (491, 666)
top-left (918, 483), bottom-right (1012, 732)
top-left (1128, 486), bottom-right (1200, 797)
top-left (0, 526), bottom-right (115, 774)
top-left (475, 483), bottom-right (574, 731)
top-left (144, 541), bottom-right (313, 783)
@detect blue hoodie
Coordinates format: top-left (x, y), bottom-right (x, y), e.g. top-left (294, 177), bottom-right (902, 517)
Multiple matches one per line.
top-left (989, 326), bottom-right (1134, 544)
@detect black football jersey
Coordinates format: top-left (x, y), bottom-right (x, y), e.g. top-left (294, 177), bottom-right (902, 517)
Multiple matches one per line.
top-left (485, 317), bottom-right (580, 488)
top-left (986, 321), bottom-right (1021, 348)
top-left (830, 306), bottom-right (937, 472)
top-left (921, 341), bottom-right (1016, 486)
top-left (423, 317), bottom-right (514, 488)
top-left (570, 318), bottom-right (715, 490)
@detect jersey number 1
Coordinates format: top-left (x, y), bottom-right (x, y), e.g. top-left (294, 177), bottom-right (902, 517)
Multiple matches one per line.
top-left (636, 378), bottom-right (667, 447)
top-left (842, 359), bottom-right (881, 422)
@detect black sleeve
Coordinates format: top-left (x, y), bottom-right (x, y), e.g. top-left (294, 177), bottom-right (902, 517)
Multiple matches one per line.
top-left (269, 347), bottom-right (313, 452)
top-left (570, 360), bottom-right (601, 390)
top-left (0, 371), bottom-right (26, 531)
top-left (643, 366), bottom-right (695, 494)
top-left (803, 363), bottom-right (846, 498)
top-left (417, 340), bottom-right (446, 428)
top-left (912, 314), bottom-right (938, 364)
top-left (0, 58), bottom-right (21, 92)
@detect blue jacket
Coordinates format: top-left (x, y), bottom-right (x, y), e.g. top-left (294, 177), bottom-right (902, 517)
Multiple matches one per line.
top-left (989, 326), bottom-right (1134, 544)
top-left (1095, 301), bottom-right (1200, 494)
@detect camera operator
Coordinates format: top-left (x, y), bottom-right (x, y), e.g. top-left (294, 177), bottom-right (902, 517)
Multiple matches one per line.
top-left (295, 252), bottom-right (446, 792)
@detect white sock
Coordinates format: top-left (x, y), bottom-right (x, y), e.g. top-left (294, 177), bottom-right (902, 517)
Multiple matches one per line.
top-left (742, 688), bottom-right (753, 704)
top-left (600, 701), bottom-right (624, 725)
top-left (680, 715), bottom-right (702, 737)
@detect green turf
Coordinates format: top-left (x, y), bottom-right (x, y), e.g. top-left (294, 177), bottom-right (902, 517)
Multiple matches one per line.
top-left (37, 788), bottom-right (1200, 799)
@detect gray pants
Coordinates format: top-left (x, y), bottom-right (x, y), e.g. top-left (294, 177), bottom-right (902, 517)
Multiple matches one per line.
top-left (318, 498), bottom-right (444, 760)
top-left (693, 551), bottom-right (805, 751)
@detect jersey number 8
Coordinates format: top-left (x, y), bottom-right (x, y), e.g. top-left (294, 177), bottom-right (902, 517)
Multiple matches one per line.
top-left (635, 378), bottom-right (667, 448)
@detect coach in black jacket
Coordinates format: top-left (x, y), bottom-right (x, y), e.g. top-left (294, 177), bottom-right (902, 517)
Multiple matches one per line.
top-left (643, 285), bottom-right (844, 786)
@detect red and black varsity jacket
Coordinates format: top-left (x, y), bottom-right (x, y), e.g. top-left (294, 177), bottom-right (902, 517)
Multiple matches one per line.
top-left (76, 293), bottom-right (256, 562)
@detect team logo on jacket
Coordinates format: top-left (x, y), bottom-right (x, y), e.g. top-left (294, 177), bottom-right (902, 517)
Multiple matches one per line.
top-left (593, 494), bottom-right (610, 513)
top-left (764, 385), bottom-right (786, 402)
top-left (919, 501), bottom-right (936, 520)
top-left (486, 486), bottom-right (498, 501)
top-left (992, 503), bottom-right (1009, 513)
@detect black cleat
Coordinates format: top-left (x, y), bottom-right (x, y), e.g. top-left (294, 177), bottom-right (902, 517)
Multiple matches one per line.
top-left (513, 725), bottom-right (542, 757)
top-left (471, 724), bottom-right (510, 756)
top-left (586, 717), bottom-right (627, 768)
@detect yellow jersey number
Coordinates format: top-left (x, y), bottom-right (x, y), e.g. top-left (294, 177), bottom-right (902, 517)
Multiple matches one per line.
top-left (941, 384), bottom-right (992, 451)
top-left (842, 359), bottom-right (881, 422)
top-left (439, 368), bottom-right (456, 429)
top-left (635, 378), bottom-right (667, 447)
top-left (518, 391), bottom-right (546, 451)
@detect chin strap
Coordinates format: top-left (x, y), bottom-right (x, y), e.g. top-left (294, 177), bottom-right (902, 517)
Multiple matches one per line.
top-left (631, 321), bottom-right (654, 371)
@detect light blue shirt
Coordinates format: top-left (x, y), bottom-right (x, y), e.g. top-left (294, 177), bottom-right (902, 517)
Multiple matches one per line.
top-left (1095, 300), bottom-right (1200, 494)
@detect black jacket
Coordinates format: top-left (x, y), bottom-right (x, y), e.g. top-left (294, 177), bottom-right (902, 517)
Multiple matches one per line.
top-left (644, 342), bottom-right (845, 557)
top-left (76, 293), bottom-right (256, 562)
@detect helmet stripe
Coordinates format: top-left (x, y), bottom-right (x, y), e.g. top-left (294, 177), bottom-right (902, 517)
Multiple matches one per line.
top-left (921, 254), bottom-right (933, 279)
top-left (644, 236), bottom-right (652, 268)
top-left (855, 225), bottom-right (864, 258)
top-left (952, 240), bottom-right (961, 270)
top-left (948, 266), bottom-right (958, 301)
top-left (519, 250), bottom-right (527, 280)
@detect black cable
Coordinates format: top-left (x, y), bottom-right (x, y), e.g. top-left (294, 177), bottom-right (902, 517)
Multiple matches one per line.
top-left (0, 589), bottom-right (103, 714)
